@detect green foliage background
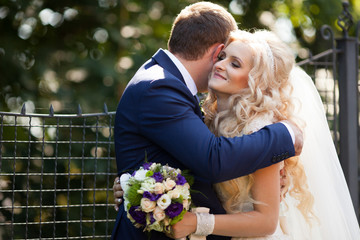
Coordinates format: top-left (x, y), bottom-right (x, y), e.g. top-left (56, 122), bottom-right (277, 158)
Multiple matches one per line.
top-left (0, 0), bottom-right (359, 114)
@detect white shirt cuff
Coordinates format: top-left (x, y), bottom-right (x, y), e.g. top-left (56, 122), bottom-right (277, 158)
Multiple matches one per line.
top-left (280, 122), bottom-right (295, 145)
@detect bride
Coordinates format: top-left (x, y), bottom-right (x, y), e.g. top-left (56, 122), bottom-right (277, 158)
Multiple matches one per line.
top-left (169, 29), bottom-right (360, 239)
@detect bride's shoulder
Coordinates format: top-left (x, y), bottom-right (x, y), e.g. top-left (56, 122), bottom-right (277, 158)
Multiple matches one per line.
top-left (242, 114), bottom-right (274, 135)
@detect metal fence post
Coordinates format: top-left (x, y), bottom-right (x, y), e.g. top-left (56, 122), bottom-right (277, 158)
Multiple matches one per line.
top-left (336, 2), bottom-right (359, 218)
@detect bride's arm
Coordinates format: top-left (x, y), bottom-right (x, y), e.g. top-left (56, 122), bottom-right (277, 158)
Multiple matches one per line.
top-left (171, 163), bottom-right (281, 238)
top-left (214, 163), bottom-right (281, 237)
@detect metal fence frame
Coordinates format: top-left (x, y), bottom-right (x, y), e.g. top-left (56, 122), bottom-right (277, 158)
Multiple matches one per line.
top-left (0, 105), bottom-right (117, 239)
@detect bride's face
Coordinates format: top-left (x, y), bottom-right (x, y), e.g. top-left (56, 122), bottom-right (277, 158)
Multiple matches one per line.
top-left (208, 41), bottom-right (253, 98)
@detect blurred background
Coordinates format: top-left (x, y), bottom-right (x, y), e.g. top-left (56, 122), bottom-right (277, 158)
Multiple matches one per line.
top-left (0, 0), bottom-right (359, 114)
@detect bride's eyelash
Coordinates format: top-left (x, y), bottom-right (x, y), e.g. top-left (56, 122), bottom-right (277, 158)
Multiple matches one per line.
top-left (217, 53), bottom-right (241, 68)
top-left (232, 62), bottom-right (240, 68)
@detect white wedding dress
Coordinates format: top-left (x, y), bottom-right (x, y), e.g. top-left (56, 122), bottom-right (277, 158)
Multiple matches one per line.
top-left (216, 67), bottom-right (360, 240)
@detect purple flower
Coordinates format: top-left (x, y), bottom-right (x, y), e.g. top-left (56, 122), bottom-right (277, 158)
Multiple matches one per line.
top-left (176, 174), bottom-right (187, 185)
top-left (129, 206), bottom-right (146, 225)
top-left (152, 172), bottom-right (163, 183)
top-left (165, 202), bottom-right (183, 218)
top-left (143, 191), bottom-right (152, 199)
top-left (131, 171), bottom-right (136, 177)
top-left (143, 191), bottom-right (162, 201)
top-left (143, 162), bottom-right (153, 170)
top-left (149, 212), bottom-right (156, 224)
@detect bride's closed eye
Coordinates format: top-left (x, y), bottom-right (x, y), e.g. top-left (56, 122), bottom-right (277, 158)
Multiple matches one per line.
top-left (231, 61), bottom-right (241, 68)
top-left (217, 52), bottom-right (241, 68)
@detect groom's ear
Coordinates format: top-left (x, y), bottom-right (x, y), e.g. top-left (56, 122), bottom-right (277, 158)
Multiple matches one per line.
top-left (212, 44), bottom-right (224, 64)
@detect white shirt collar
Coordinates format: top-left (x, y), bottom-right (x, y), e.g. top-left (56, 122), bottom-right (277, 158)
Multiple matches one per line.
top-left (164, 50), bottom-right (198, 96)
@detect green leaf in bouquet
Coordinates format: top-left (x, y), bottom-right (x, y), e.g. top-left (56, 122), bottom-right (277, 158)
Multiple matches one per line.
top-left (172, 196), bottom-right (183, 204)
top-left (127, 182), bottom-right (142, 206)
top-left (154, 164), bottom-right (161, 173)
top-left (127, 203), bottom-right (132, 211)
top-left (181, 169), bottom-right (194, 186)
top-left (170, 208), bottom-right (187, 225)
top-left (190, 189), bottom-right (208, 199)
top-left (144, 150), bottom-right (148, 162)
top-left (146, 170), bottom-right (154, 177)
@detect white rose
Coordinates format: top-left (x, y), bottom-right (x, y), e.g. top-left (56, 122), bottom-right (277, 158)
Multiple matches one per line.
top-left (167, 188), bottom-right (180, 199)
top-left (162, 165), bottom-right (172, 173)
top-left (177, 185), bottom-right (190, 199)
top-left (153, 206), bottom-right (166, 221)
top-left (141, 198), bottom-right (156, 213)
top-left (154, 182), bottom-right (165, 195)
top-left (119, 173), bottom-right (131, 193)
top-left (157, 194), bottom-right (171, 210)
top-left (134, 169), bottom-right (148, 181)
top-left (163, 178), bottom-right (176, 191)
top-left (140, 178), bottom-right (156, 192)
top-left (149, 163), bottom-right (157, 171)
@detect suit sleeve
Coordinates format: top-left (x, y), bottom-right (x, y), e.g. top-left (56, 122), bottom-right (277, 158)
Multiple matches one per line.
top-left (138, 80), bottom-right (294, 183)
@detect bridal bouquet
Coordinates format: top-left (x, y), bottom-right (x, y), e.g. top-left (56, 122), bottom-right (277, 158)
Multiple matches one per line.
top-left (120, 162), bottom-right (192, 233)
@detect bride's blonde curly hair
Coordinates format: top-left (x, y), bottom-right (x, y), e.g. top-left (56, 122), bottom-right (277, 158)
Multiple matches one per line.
top-left (203, 30), bottom-right (316, 223)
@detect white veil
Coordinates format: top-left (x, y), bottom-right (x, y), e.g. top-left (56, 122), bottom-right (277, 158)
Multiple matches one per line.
top-left (283, 67), bottom-right (360, 239)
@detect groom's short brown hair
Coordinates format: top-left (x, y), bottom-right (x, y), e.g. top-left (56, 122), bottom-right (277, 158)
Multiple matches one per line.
top-left (168, 2), bottom-right (238, 61)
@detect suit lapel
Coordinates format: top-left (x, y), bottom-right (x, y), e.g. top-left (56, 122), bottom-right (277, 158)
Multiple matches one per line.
top-left (152, 49), bottom-right (185, 85)
top-left (152, 49), bottom-right (203, 121)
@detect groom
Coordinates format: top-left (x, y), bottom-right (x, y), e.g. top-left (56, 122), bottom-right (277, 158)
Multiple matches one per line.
top-left (112, 2), bottom-right (302, 240)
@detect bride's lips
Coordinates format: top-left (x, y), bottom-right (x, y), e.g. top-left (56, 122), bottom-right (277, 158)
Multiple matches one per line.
top-left (213, 72), bottom-right (226, 80)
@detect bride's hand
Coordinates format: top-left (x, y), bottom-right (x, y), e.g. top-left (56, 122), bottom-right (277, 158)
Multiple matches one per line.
top-left (113, 177), bottom-right (123, 211)
top-left (168, 212), bottom-right (197, 239)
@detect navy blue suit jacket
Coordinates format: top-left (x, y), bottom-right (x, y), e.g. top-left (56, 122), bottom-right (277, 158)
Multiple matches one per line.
top-left (111, 49), bottom-right (294, 240)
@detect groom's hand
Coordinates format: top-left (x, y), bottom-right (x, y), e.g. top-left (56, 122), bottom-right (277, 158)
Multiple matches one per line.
top-left (282, 120), bottom-right (303, 156)
top-left (113, 177), bottom-right (124, 211)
